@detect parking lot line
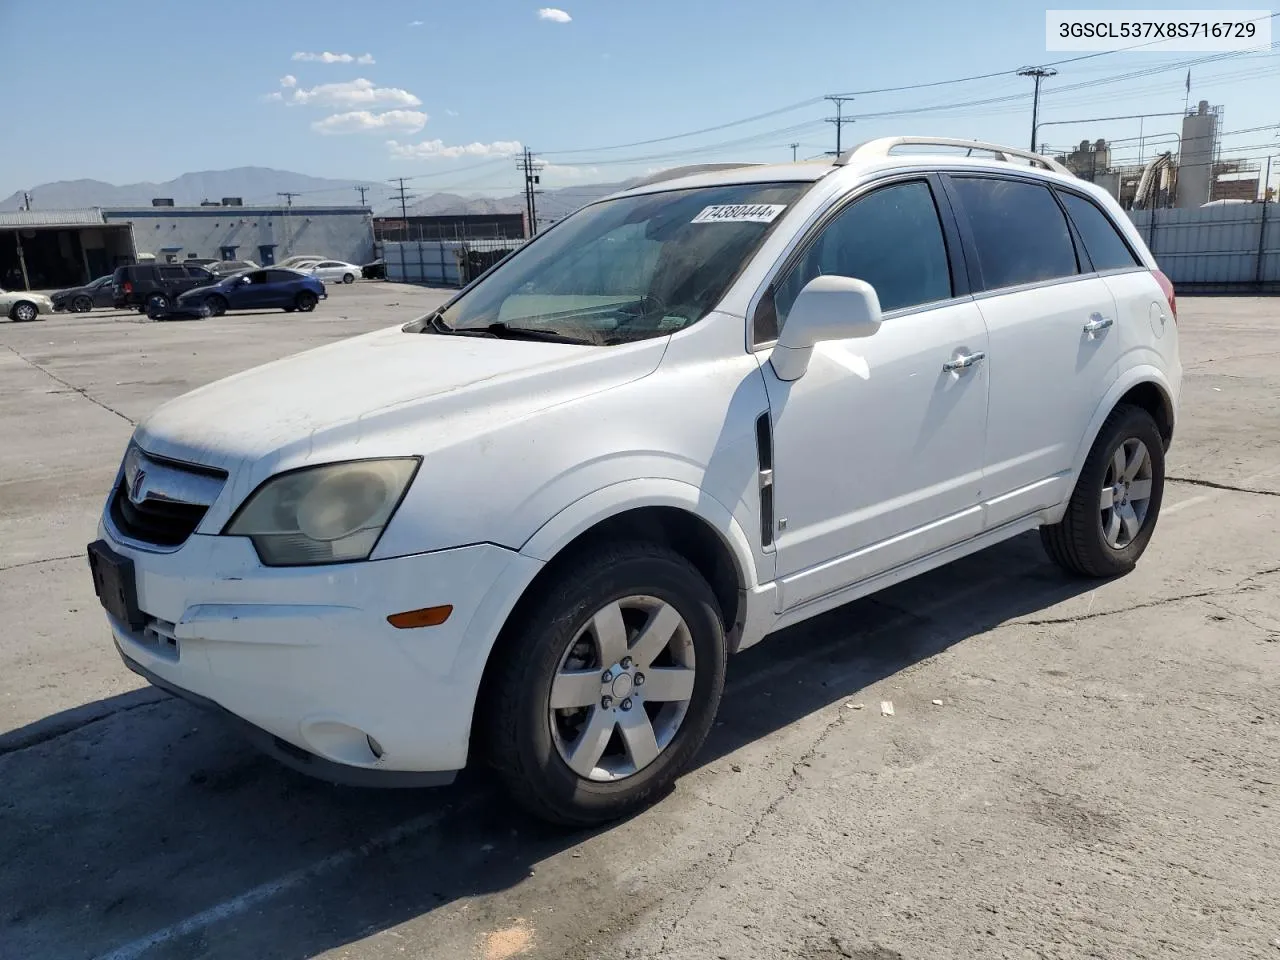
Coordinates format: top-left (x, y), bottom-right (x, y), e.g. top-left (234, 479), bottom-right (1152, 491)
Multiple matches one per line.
top-left (92, 810), bottom-right (451, 960)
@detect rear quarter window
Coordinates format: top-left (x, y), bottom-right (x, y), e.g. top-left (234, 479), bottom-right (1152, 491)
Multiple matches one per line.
top-left (950, 177), bottom-right (1079, 291)
top-left (1056, 191), bottom-right (1141, 272)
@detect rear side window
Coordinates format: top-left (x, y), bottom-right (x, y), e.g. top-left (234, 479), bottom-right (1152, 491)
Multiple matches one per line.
top-left (265, 269), bottom-right (298, 283)
top-left (950, 177), bottom-right (1078, 291)
top-left (159, 266), bottom-right (186, 280)
top-left (1057, 191), bottom-right (1141, 272)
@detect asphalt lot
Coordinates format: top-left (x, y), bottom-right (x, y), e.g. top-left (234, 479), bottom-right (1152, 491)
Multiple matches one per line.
top-left (2, 285), bottom-right (1278, 960)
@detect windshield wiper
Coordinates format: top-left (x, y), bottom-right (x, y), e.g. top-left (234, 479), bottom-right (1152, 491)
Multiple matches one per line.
top-left (448, 322), bottom-right (593, 345)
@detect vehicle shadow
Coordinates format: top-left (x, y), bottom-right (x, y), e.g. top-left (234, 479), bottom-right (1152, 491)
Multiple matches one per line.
top-left (0, 531), bottom-right (1097, 960)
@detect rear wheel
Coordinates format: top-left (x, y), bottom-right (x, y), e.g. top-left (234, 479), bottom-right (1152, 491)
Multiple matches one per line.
top-left (10, 301), bottom-right (39, 322)
top-left (1040, 404), bottom-right (1165, 578)
top-left (484, 542), bottom-right (727, 825)
top-left (145, 293), bottom-right (169, 314)
top-left (342, 273), bottom-right (355, 284)
top-left (295, 291), bottom-right (318, 312)
top-left (204, 294), bottom-right (227, 317)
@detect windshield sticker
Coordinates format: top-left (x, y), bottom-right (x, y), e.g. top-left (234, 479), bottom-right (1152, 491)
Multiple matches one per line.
top-left (690, 204), bottom-right (787, 224)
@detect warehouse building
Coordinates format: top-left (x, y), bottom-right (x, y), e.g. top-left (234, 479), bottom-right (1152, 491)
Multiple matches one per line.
top-left (0, 210), bottom-right (135, 291)
top-left (1, 201), bottom-right (375, 290)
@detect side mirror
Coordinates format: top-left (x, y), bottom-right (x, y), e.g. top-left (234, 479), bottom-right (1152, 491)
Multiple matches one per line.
top-left (769, 275), bottom-right (882, 381)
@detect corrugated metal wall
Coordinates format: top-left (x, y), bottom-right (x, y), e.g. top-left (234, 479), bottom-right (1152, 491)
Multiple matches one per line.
top-left (1128, 204), bottom-right (1279, 292)
top-left (382, 238), bottom-right (524, 288)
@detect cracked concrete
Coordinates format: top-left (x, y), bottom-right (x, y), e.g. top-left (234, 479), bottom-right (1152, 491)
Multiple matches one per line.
top-left (1, 293), bottom-right (1278, 960)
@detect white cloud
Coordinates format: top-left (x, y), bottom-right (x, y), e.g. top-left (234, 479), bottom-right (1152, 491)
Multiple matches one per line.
top-left (409, 19), bottom-right (423, 25)
top-left (291, 51), bottom-right (376, 64)
top-left (313, 110), bottom-right (428, 135)
top-left (387, 138), bottom-right (524, 160)
top-left (446, 108), bottom-right (459, 117)
top-left (286, 78), bottom-right (422, 108)
top-left (540, 163), bottom-right (599, 181)
top-left (538, 7), bottom-right (572, 22)
top-left (280, 74), bottom-right (297, 88)
top-left (262, 91), bottom-right (284, 102)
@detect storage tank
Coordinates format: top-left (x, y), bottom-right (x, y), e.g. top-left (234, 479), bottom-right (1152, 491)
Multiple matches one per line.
top-left (1178, 100), bottom-right (1219, 208)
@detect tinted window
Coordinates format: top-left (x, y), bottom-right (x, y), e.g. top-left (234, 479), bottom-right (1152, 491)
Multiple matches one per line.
top-left (1057, 191), bottom-right (1140, 272)
top-left (184, 267), bottom-right (213, 281)
top-left (767, 180), bottom-right (952, 337)
top-left (159, 266), bottom-right (186, 279)
top-left (951, 177), bottom-right (1078, 290)
top-left (265, 269), bottom-right (299, 283)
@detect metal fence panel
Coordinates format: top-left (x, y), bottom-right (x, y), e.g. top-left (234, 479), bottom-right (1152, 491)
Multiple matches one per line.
top-left (1128, 204), bottom-right (1279, 292)
top-left (381, 239), bottom-right (524, 288)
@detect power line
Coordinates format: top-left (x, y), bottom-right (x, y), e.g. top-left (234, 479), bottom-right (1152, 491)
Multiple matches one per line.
top-left (276, 191), bottom-right (299, 207)
top-left (517, 148), bottom-right (543, 236)
top-left (1016, 67), bottom-right (1058, 151)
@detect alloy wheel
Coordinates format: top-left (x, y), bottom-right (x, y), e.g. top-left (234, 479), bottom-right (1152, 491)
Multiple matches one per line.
top-left (1100, 437), bottom-right (1153, 549)
top-left (548, 595), bottom-right (697, 782)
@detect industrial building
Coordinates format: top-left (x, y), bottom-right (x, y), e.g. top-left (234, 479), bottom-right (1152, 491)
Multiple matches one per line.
top-left (1, 200), bottom-right (375, 291)
top-left (1052, 101), bottom-right (1267, 210)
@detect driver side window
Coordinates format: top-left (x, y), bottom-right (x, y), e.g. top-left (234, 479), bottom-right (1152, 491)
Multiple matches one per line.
top-left (757, 179), bottom-right (953, 342)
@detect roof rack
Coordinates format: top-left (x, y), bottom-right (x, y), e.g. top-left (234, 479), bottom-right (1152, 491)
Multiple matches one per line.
top-left (627, 162), bottom-right (764, 189)
top-left (835, 137), bottom-right (1073, 176)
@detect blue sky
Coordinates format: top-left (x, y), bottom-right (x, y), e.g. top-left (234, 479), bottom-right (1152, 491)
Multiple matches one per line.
top-left (1, 0), bottom-right (1277, 203)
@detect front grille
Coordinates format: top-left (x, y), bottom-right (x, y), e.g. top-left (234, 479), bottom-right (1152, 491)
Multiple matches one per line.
top-left (111, 487), bottom-right (208, 546)
top-left (108, 447), bottom-right (227, 549)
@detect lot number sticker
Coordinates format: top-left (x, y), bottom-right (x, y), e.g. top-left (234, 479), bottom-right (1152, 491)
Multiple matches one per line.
top-left (690, 204), bottom-right (787, 224)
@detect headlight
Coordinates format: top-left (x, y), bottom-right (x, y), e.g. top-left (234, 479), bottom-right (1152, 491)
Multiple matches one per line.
top-left (224, 458), bottom-right (420, 566)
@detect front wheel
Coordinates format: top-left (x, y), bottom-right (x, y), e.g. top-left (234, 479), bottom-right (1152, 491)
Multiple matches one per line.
top-left (73, 295), bottom-right (93, 313)
top-left (484, 542), bottom-right (727, 826)
top-left (204, 294), bottom-right (227, 317)
top-left (10, 301), bottom-right (40, 322)
top-left (341, 273), bottom-right (354, 284)
top-left (1040, 403), bottom-right (1165, 578)
top-left (295, 291), bottom-right (318, 312)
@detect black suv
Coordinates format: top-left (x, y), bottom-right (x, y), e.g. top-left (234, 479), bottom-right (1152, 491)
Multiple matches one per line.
top-left (112, 263), bottom-right (218, 313)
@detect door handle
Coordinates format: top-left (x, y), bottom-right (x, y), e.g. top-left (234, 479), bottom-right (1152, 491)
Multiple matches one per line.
top-left (1083, 314), bottom-right (1113, 334)
top-left (943, 351), bottom-right (986, 372)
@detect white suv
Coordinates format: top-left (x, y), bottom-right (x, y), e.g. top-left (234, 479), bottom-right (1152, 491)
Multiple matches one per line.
top-left (88, 138), bottom-right (1181, 824)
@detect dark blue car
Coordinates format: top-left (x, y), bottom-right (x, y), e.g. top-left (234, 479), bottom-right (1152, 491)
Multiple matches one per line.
top-left (175, 268), bottom-right (327, 316)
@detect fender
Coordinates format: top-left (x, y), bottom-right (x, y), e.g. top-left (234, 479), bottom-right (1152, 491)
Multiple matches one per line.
top-left (1069, 363), bottom-right (1176, 481)
top-left (519, 476), bottom-right (766, 590)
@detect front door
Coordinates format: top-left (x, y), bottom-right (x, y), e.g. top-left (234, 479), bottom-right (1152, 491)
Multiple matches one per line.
top-left (761, 177), bottom-right (991, 611)
top-left (943, 175), bottom-right (1124, 528)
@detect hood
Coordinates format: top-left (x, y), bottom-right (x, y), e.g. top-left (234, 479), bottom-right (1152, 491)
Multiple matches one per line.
top-left (134, 324), bottom-right (667, 478)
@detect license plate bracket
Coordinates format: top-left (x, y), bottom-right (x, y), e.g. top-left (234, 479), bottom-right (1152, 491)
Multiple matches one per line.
top-left (87, 539), bottom-right (145, 631)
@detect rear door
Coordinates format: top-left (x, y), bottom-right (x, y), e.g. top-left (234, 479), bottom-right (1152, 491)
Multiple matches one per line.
top-left (157, 265), bottom-right (189, 299)
top-left (262, 269), bottom-right (299, 307)
top-left (943, 173), bottom-right (1122, 529)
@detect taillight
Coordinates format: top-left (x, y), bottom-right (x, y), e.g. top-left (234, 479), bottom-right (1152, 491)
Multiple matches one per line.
top-left (1152, 269), bottom-right (1176, 323)
top-left (123, 281), bottom-right (133, 294)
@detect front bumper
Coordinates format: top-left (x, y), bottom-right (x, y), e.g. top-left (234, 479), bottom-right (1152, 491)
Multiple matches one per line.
top-left (97, 524), bottom-right (543, 781)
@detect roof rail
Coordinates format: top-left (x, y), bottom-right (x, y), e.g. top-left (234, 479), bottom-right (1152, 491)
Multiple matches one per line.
top-left (627, 162), bottom-right (764, 189)
top-left (835, 137), bottom-right (1073, 176)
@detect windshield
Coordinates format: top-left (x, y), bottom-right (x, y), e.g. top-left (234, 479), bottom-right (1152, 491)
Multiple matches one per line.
top-left (429, 181), bottom-right (809, 345)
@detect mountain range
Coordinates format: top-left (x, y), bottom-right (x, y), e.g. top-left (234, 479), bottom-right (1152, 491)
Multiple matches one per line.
top-left (1, 166), bottom-right (632, 221)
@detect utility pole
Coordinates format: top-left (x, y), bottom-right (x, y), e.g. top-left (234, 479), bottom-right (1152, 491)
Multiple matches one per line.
top-left (789, 142), bottom-right (800, 162)
top-left (355, 185), bottom-right (369, 206)
top-left (517, 148), bottom-right (543, 236)
top-left (22, 191), bottom-right (32, 211)
top-left (824, 96), bottom-right (856, 156)
top-left (388, 177), bottom-right (415, 240)
top-left (1017, 66), bottom-right (1057, 153)
top-left (277, 191), bottom-right (299, 208)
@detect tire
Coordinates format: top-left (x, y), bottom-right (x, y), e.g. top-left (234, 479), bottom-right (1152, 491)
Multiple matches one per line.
top-left (204, 294), bottom-right (227, 317)
top-left (483, 541), bottom-right (727, 826)
top-left (1040, 403), bottom-right (1165, 578)
top-left (294, 291), bottom-right (318, 312)
top-left (9, 301), bottom-right (39, 322)
top-left (73, 295), bottom-right (93, 313)
top-left (342, 273), bottom-right (355, 284)
top-left (146, 293), bottom-right (170, 313)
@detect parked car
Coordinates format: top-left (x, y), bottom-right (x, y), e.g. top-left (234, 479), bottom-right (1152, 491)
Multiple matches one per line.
top-left (207, 259), bottom-right (261, 278)
top-left (307, 260), bottom-right (361, 284)
top-left (175, 268), bottom-right (327, 316)
top-left (51, 275), bottom-right (115, 313)
top-left (280, 255), bottom-right (327, 269)
top-left (1, 286), bottom-right (54, 321)
top-left (88, 137), bottom-right (1181, 826)
top-left (183, 258), bottom-right (220, 267)
top-left (112, 263), bottom-right (219, 313)
top-left (361, 258), bottom-right (386, 280)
